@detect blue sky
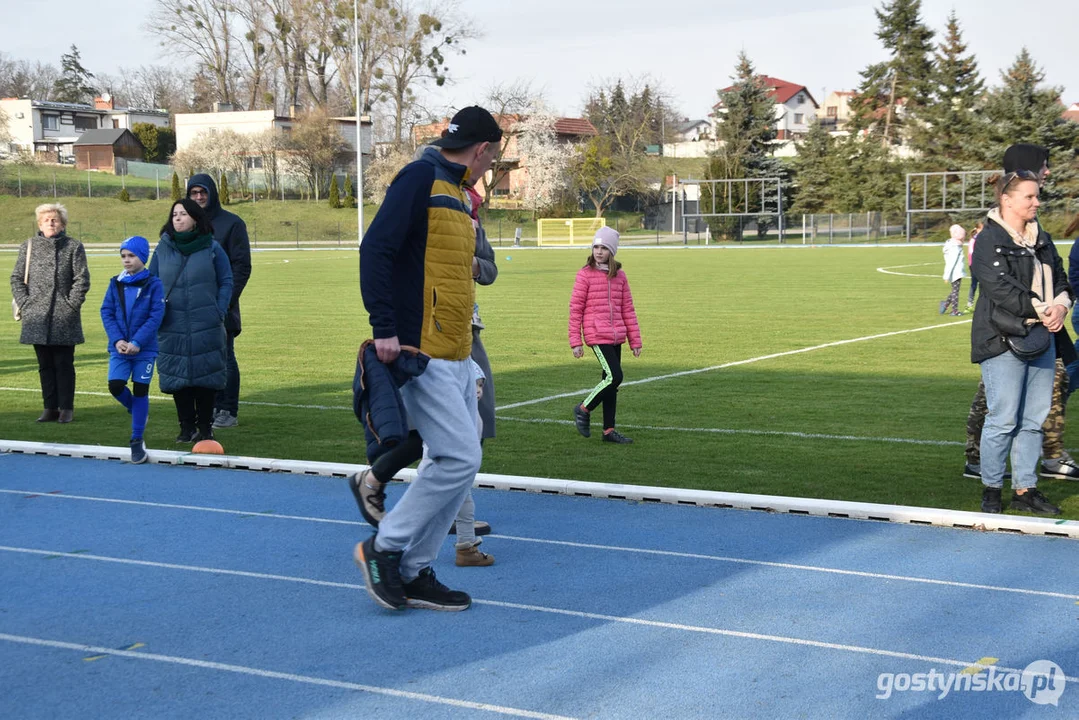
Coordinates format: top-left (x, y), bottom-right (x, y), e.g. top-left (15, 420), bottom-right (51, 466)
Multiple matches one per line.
top-left (3, 0), bottom-right (1075, 119)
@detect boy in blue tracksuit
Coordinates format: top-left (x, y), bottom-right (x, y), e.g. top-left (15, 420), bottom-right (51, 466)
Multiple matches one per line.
top-left (100, 236), bottom-right (165, 463)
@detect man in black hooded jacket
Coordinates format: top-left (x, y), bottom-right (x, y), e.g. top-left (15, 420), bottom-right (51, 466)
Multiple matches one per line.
top-left (186, 173), bottom-right (252, 428)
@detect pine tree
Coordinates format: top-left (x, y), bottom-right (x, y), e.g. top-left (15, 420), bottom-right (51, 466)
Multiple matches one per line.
top-left (703, 52), bottom-right (787, 239)
top-left (982, 49), bottom-right (1079, 204)
top-left (850, 0), bottom-right (935, 145)
top-left (170, 172), bottom-right (182, 202)
top-left (52, 45), bottom-right (97, 104)
top-left (117, 187), bottom-right (131, 202)
top-left (328, 174), bottom-right (341, 208)
top-left (343, 174), bottom-right (355, 208)
top-left (790, 119), bottom-right (835, 213)
top-left (219, 173), bottom-right (231, 205)
top-left (911, 12), bottom-right (985, 170)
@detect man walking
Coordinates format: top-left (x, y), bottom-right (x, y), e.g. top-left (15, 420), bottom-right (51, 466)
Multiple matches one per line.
top-left (355, 106), bottom-right (502, 611)
top-left (186, 174), bottom-right (252, 429)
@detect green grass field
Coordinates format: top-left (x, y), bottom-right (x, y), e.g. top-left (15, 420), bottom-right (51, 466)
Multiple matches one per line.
top-left (2, 244), bottom-right (1078, 519)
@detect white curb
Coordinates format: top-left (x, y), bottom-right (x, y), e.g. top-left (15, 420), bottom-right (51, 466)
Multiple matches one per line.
top-left (2, 439), bottom-right (1076, 540)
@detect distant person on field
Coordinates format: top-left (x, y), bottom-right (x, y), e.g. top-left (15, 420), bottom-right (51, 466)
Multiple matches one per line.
top-left (9, 203), bottom-right (90, 424)
top-left (569, 227), bottom-right (643, 444)
top-left (963, 144), bottom-right (1079, 482)
top-left (150, 199), bottom-right (233, 444)
top-left (970, 169), bottom-right (1071, 515)
top-left (186, 174), bottom-right (251, 429)
top-left (939, 224), bottom-right (966, 316)
top-left (355, 105), bottom-right (502, 612)
top-left (100, 236), bottom-right (165, 464)
top-left (966, 221), bottom-right (983, 309)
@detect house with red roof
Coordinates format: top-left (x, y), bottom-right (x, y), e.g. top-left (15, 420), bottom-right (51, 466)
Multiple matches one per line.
top-left (413, 114), bottom-right (597, 203)
top-left (711, 76), bottom-right (819, 141)
top-left (1064, 102), bottom-right (1079, 124)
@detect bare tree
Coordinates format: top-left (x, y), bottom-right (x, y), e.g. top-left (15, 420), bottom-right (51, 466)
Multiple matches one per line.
top-left (300, 0), bottom-right (349, 108)
top-left (284, 108), bottom-right (348, 200)
top-left (148, 0), bottom-right (237, 104)
top-left (120, 65), bottom-right (192, 111)
top-left (375, 0), bottom-right (477, 144)
top-left (0, 54), bottom-right (60, 100)
top-left (480, 80), bottom-right (540, 201)
top-left (266, 0), bottom-right (308, 110)
top-left (249, 128), bottom-right (286, 195)
top-left (331, 0), bottom-right (392, 115)
top-left (234, 0), bottom-right (275, 111)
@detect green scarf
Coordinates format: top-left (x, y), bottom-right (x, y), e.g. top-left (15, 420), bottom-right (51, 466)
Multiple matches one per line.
top-left (172, 229), bottom-right (214, 256)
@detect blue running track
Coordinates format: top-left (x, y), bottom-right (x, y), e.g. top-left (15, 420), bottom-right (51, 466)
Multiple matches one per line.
top-left (0, 452), bottom-right (1077, 718)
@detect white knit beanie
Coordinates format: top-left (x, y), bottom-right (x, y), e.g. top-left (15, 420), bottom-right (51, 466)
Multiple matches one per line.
top-left (593, 226), bottom-right (620, 256)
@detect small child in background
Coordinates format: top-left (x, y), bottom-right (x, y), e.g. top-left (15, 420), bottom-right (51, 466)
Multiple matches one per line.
top-left (569, 227), bottom-right (643, 444)
top-left (966, 221), bottom-right (983, 310)
top-left (100, 236), bottom-right (165, 463)
top-left (453, 357), bottom-right (493, 567)
top-left (939, 224), bottom-right (966, 316)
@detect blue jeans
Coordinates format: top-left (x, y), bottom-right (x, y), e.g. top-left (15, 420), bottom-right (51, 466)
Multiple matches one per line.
top-left (979, 340), bottom-right (1055, 490)
top-left (375, 358), bottom-right (482, 582)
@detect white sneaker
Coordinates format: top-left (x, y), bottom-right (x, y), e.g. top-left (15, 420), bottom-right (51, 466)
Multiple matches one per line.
top-left (213, 412), bottom-right (239, 428)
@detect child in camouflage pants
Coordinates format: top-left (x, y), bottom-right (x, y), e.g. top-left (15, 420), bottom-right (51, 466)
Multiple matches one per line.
top-left (965, 359), bottom-right (1079, 479)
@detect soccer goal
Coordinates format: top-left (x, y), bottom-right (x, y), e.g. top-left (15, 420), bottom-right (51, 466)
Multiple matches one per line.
top-left (537, 218), bottom-right (606, 246)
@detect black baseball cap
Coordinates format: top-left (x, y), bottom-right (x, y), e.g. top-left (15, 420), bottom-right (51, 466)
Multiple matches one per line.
top-left (430, 105), bottom-right (503, 149)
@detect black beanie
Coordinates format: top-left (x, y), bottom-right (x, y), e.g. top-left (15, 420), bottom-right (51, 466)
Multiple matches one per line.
top-left (1003, 143), bottom-right (1049, 173)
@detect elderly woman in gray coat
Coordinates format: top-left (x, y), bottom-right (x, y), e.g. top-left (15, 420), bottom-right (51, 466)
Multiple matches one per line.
top-left (150, 198), bottom-right (233, 444)
top-left (10, 203), bottom-right (90, 423)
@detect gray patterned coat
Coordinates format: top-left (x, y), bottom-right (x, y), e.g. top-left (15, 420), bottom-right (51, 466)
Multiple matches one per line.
top-left (9, 233), bottom-right (90, 346)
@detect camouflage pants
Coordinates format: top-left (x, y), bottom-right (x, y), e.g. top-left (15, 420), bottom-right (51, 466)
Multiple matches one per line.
top-left (966, 358), bottom-right (1068, 463)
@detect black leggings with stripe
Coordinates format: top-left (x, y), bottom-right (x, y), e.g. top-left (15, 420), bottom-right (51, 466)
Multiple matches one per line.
top-left (582, 344), bottom-right (623, 430)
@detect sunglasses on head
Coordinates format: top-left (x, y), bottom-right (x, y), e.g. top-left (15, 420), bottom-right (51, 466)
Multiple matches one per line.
top-left (1002, 169), bottom-right (1039, 185)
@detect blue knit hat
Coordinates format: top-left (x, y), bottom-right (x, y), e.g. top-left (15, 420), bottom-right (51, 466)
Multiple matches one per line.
top-left (120, 235), bottom-right (150, 264)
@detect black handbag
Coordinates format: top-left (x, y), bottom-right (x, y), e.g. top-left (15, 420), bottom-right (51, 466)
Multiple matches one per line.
top-left (1004, 323), bottom-right (1051, 361)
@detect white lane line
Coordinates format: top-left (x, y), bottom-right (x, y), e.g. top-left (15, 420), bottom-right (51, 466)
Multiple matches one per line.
top-left (877, 262), bottom-right (940, 278)
top-left (0, 387), bottom-right (351, 411)
top-left (0, 495), bottom-right (1071, 600)
top-left (497, 320), bottom-right (971, 411)
top-left (0, 632), bottom-right (575, 720)
top-left (494, 417), bottom-right (964, 447)
top-left (2, 547), bottom-right (1075, 684)
top-left (0, 489), bottom-right (368, 527)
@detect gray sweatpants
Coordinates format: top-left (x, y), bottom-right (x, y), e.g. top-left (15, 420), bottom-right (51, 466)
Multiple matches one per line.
top-left (375, 358), bottom-right (481, 582)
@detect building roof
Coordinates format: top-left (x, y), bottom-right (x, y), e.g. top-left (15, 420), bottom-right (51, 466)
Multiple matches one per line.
top-left (1064, 109), bottom-right (1079, 124)
top-left (677, 119), bottom-right (710, 132)
top-left (15, 98), bottom-right (167, 116)
top-left (73, 128), bottom-right (137, 146)
top-left (714, 76), bottom-right (818, 108)
top-left (552, 117), bottom-right (597, 136)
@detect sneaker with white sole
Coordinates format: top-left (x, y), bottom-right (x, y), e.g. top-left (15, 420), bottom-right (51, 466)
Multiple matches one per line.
top-left (349, 469), bottom-right (387, 527)
top-left (402, 567), bottom-right (471, 611)
top-left (213, 411), bottom-right (239, 429)
top-left (129, 438), bottom-right (148, 464)
top-left (1040, 451), bottom-right (1079, 480)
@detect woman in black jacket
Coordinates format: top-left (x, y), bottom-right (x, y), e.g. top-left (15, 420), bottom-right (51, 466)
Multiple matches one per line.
top-left (970, 170), bottom-right (1071, 515)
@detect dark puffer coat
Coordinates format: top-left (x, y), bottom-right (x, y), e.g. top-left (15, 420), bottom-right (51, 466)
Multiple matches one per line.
top-left (9, 232), bottom-right (90, 346)
top-left (149, 234), bottom-right (233, 393)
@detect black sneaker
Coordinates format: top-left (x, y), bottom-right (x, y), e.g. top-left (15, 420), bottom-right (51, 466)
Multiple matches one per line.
top-left (1010, 489), bottom-right (1061, 516)
top-left (402, 567), bottom-right (471, 611)
top-left (448, 520), bottom-right (491, 536)
top-left (175, 426), bottom-right (199, 443)
top-left (981, 486), bottom-right (1002, 513)
top-left (602, 429), bottom-right (633, 444)
top-left (574, 404), bottom-right (591, 438)
top-left (129, 438), bottom-right (148, 464)
top-left (353, 536), bottom-right (406, 610)
top-left (349, 469), bottom-right (386, 527)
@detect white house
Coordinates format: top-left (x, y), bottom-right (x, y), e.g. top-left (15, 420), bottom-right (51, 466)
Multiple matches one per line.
top-left (0, 94), bottom-right (168, 159)
top-left (175, 105), bottom-right (373, 158)
top-left (821, 90), bottom-right (855, 131)
top-left (675, 119), bottom-right (712, 142)
top-left (712, 76), bottom-right (819, 141)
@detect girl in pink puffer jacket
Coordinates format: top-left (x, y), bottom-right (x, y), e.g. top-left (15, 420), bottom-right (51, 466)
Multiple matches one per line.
top-left (568, 227), bottom-right (643, 444)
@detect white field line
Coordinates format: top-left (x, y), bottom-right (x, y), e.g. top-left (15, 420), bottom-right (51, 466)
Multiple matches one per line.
top-left (0, 632), bottom-right (575, 720)
top-left (876, 262), bottom-right (940, 278)
top-left (2, 490), bottom-right (1073, 600)
top-left (497, 320), bottom-right (971, 411)
top-left (494, 417), bottom-right (963, 447)
top-left (1, 546), bottom-right (1075, 683)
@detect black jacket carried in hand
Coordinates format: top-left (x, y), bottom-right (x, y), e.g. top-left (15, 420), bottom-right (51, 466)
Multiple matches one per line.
top-left (353, 340), bottom-right (429, 463)
top-left (186, 173), bottom-right (252, 335)
top-left (970, 217), bottom-right (1071, 364)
